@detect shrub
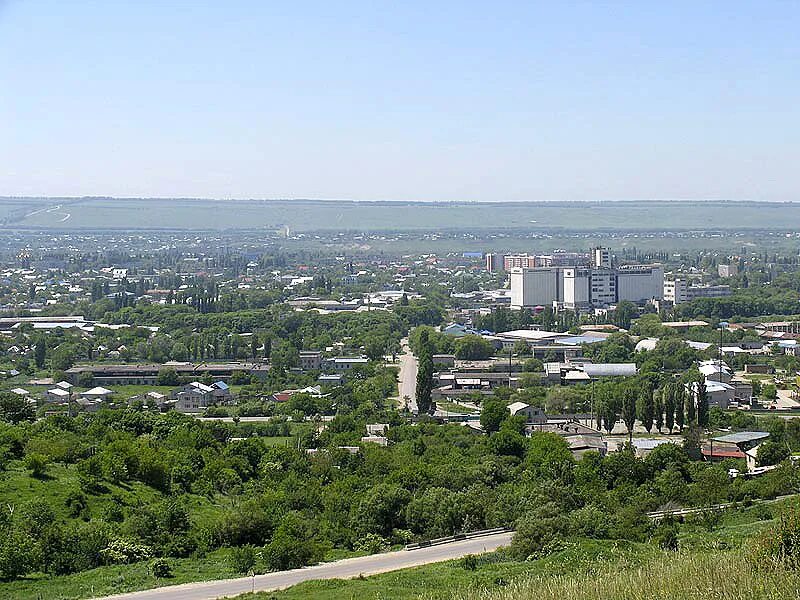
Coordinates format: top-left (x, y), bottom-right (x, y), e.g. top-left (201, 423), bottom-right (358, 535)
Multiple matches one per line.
top-left (100, 539), bottom-right (153, 565)
top-left (653, 520), bottom-right (679, 551)
top-left (150, 558), bottom-right (172, 578)
top-left (353, 533), bottom-right (389, 554)
top-left (24, 452), bottom-right (48, 477)
top-left (509, 503), bottom-right (569, 560)
top-left (749, 509), bottom-right (800, 570)
top-left (461, 553), bottom-right (478, 571)
top-left (228, 545), bottom-right (258, 574)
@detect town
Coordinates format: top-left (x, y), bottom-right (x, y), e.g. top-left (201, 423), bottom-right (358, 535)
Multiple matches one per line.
top-left (1, 228), bottom-right (800, 598)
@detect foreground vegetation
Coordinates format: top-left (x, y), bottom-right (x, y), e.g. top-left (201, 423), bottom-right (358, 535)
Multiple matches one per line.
top-left (242, 500), bottom-right (800, 600)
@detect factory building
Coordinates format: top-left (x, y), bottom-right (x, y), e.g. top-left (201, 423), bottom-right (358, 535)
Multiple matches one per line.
top-left (509, 248), bottom-right (663, 309)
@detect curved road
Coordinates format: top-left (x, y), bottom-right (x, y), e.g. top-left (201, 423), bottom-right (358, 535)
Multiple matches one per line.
top-left (96, 532), bottom-right (512, 600)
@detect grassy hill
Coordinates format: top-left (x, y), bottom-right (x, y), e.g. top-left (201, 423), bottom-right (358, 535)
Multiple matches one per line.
top-left (241, 500), bottom-right (800, 600)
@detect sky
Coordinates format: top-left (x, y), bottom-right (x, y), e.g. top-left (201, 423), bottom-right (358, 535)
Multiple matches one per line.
top-left (0, 1), bottom-right (798, 202)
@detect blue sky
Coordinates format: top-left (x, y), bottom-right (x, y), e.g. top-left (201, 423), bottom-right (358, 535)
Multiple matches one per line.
top-left (0, 1), bottom-right (798, 201)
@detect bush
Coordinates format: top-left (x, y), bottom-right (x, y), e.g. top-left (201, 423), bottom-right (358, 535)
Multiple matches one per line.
top-left (150, 558), bottom-right (172, 578)
top-left (24, 452), bottom-right (48, 477)
top-left (509, 503), bottom-right (569, 560)
top-left (228, 545), bottom-right (258, 574)
top-left (100, 539), bottom-right (153, 565)
top-left (353, 533), bottom-right (389, 554)
top-left (653, 520), bottom-right (679, 551)
top-left (461, 553), bottom-right (478, 571)
top-left (749, 509), bottom-right (800, 570)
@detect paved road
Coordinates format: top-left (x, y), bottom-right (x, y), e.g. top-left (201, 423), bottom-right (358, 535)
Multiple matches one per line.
top-left (396, 339), bottom-right (419, 414)
top-left (96, 532), bottom-right (512, 600)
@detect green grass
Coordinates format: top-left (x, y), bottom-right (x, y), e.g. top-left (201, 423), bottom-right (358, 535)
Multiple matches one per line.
top-left (0, 550), bottom-right (237, 600)
top-left (241, 540), bottom-right (649, 600)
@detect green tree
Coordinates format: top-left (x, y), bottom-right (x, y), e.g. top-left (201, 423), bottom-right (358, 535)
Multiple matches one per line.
top-left (454, 335), bottom-right (494, 360)
top-left (663, 385), bottom-right (675, 434)
top-left (156, 367), bottom-right (180, 387)
top-left (34, 339), bottom-right (47, 370)
top-left (415, 329), bottom-right (434, 414)
top-left (480, 398), bottom-right (509, 434)
top-left (637, 384), bottom-right (655, 433)
top-left (685, 383), bottom-right (696, 425)
top-left (621, 387), bottom-right (637, 442)
top-left (654, 388), bottom-right (664, 433)
top-left (696, 380), bottom-right (709, 428)
top-left (674, 384), bottom-right (685, 431)
top-left (0, 393), bottom-right (34, 424)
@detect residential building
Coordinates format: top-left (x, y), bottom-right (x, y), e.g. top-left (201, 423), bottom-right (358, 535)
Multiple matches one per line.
top-left (718, 264), bottom-right (738, 278)
top-left (299, 351), bottom-right (323, 371)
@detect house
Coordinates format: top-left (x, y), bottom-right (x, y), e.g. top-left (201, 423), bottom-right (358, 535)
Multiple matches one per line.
top-left (366, 423), bottom-right (389, 436)
top-left (75, 397), bottom-right (103, 413)
top-left (360, 435), bottom-right (389, 446)
top-left (711, 431), bottom-right (770, 470)
top-left (10, 388), bottom-right (30, 397)
top-left (172, 381), bottom-right (231, 413)
top-left (56, 381), bottom-right (73, 391)
top-left (508, 402), bottom-right (547, 424)
top-left (299, 351), bottom-right (324, 371)
top-left (442, 323), bottom-right (475, 337)
top-left (689, 379), bottom-right (735, 410)
top-left (698, 360), bottom-right (732, 383)
top-left (432, 354), bottom-right (456, 367)
top-left (567, 435), bottom-right (607, 458)
top-left (318, 373), bottom-right (344, 386)
top-left (43, 387), bottom-right (71, 403)
top-left (322, 356), bottom-right (369, 372)
top-left (80, 386), bottom-right (114, 401)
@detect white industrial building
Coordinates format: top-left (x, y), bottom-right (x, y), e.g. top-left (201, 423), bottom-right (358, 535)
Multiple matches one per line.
top-left (663, 278), bottom-right (732, 304)
top-left (510, 248), bottom-right (662, 309)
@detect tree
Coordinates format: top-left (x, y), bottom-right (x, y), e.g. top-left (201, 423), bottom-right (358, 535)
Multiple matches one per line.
top-left (654, 388), bottom-right (664, 433)
top-left (685, 382), bottom-right (696, 425)
top-left (24, 453), bottom-right (49, 478)
top-left (156, 367), bottom-right (180, 387)
top-left (480, 398), bottom-right (509, 434)
top-left (0, 527), bottom-right (39, 580)
top-left (663, 385), bottom-right (675, 434)
top-left (0, 393), bottom-right (35, 424)
top-left (674, 384), bottom-right (685, 431)
top-left (454, 335), bottom-right (494, 360)
top-left (34, 339), bottom-right (47, 370)
top-left (621, 387), bottom-right (637, 442)
top-left (756, 440), bottom-right (790, 466)
top-left (695, 379), bottom-right (709, 429)
top-left (637, 384), bottom-right (655, 433)
top-left (601, 400), bottom-right (618, 433)
top-left (415, 329), bottom-right (434, 414)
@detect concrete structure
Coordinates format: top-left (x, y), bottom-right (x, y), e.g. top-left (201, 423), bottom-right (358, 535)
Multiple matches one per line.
top-left (65, 362), bottom-right (270, 385)
top-left (510, 248), bottom-right (662, 309)
top-left (322, 356), bottom-right (370, 372)
top-left (510, 267), bottom-right (561, 308)
top-left (485, 253), bottom-right (502, 273)
top-left (592, 246), bottom-right (611, 268)
top-left (615, 265), bottom-right (664, 303)
top-left (718, 264), bottom-right (738, 278)
top-left (664, 278), bottom-right (732, 304)
top-left (172, 381), bottom-right (231, 412)
top-left (299, 351), bottom-right (323, 371)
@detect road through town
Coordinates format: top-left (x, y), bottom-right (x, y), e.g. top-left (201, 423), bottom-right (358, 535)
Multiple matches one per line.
top-left (96, 532), bottom-right (512, 600)
top-left (396, 338), bottom-right (419, 413)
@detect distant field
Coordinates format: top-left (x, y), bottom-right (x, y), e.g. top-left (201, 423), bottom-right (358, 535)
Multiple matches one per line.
top-left (2, 197), bottom-right (800, 232)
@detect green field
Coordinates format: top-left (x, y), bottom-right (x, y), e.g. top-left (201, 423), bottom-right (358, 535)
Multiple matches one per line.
top-left (5, 197), bottom-right (800, 232)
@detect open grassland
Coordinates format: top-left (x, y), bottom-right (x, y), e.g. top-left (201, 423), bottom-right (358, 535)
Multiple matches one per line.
top-left (7, 198), bottom-right (800, 232)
